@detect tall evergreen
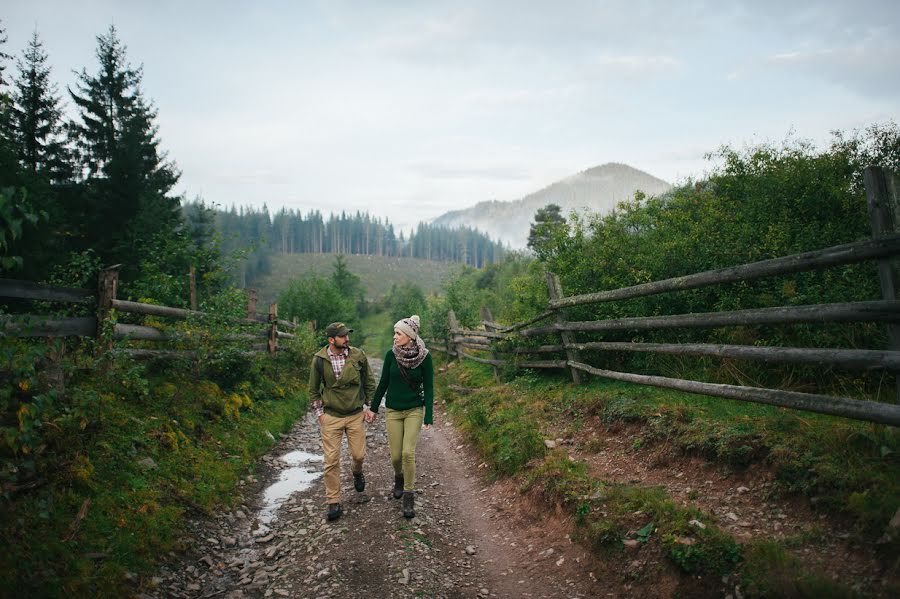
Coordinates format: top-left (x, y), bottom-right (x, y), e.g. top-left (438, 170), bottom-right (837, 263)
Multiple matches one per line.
top-left (11, 31), bottom-right (71, 182)
top-left (68, 25), bottom-right (180, 271)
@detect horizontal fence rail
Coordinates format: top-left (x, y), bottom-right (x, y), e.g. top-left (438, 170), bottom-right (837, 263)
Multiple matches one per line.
top-left (550, 235), bottom-right (900, 309)
top-left (521, 301), bottom-right (900, 336)
top-left (1, 315), bottom-right (96, 337)
top-left (567, 341), bottom-right (900, 371)
top-left (568, 361), bottom-right (900, 427)
top-left (0, 278), bottom-right (94, 304)
top-left (1, 267), bottom-right (302, 359)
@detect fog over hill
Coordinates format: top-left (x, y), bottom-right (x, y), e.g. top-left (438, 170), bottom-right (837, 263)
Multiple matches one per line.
top-left (432, 163), bottom-right (672, 249)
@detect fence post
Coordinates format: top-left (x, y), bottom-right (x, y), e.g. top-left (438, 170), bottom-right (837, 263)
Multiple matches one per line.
top-left (481, 306), bottom-right (501, 381)
top-left (546, 272), bottom-right (583, 384)
top-left (447, 310), bottom-right (461, 362)
top-left (268, 303), bottom-right (278, 356)
top-left (246, 289), bottom-right (258, 320)
top-left (96, 264), bottom-right (121, 351)
top-left (864, 166), bottom-right (900, 399)
top-left (189, 265), bottom-right (197, 311)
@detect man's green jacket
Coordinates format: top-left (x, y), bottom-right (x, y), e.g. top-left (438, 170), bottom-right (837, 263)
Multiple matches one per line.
top-left (308, 346), bottom-right (375, 417)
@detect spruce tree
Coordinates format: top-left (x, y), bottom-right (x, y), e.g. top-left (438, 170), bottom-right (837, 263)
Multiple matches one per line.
top-left (68, 25), bottom-right (180, 270)
top-left (12, 31), bottom-right (72, 182)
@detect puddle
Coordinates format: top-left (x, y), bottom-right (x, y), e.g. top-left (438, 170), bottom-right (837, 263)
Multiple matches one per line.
top-left (257, 450), bottom-right (323, 531)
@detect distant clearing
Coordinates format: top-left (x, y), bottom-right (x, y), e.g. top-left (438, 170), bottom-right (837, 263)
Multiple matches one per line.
top-left (249, 253), bottom-right (461, 305)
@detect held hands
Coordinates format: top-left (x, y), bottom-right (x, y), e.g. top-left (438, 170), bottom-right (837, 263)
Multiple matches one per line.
top-left (363, 406), bottom-right (377, 423)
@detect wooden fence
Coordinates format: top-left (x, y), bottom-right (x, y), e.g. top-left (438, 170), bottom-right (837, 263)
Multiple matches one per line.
top-left (0, 264), bottom-right (299, 359)
top-left (429, 166), bottom-right (900, 427)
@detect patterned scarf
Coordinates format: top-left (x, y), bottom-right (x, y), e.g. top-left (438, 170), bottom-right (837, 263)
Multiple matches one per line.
top-left (392, 336), bottom-right (429, 369)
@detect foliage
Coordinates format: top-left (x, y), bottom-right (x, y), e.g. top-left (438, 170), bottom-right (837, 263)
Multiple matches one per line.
top-left (527, 203), bottom-right (567, 259)
top-left (435, 125), bottom-right (900, 396)
top-left (0, 291), bottom-right (311, 596)
top-left (383, 281), bottom-right (427, 326)
top-left (0, 185), bottom-right (46, 271)
top-left (278, 271), bottom-right (356, 335)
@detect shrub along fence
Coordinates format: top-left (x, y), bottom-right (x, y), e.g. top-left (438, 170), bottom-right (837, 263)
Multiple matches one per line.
top-left (0, 264), bottom-right (298, 359)
top-left (429, 166), bottom-right (900, 427)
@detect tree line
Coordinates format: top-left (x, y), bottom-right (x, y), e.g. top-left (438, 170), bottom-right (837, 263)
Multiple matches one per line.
top-left (206, 203), bottom-right (508, 286)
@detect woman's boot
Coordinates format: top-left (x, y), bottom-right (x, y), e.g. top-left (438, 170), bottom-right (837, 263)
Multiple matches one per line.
top-left (393, 474), bottom-right (404, 499)
top-left (402, 491), bottom-right (415, 518)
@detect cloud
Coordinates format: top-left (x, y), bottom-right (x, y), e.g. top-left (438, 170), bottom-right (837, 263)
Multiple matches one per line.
top-left (765, 32), bottom-right (900, 97)
top-left (407, 161), bottom-right (531, 181)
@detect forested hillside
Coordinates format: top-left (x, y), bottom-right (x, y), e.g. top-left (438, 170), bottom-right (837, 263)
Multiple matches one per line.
top-left (198, 203), bottom-right (508, 288)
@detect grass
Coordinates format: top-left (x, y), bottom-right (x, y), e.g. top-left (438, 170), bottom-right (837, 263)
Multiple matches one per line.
top-left (358, 310), bottom-right (393, 358)
top-left (250, 253), bottom-right (461, 305)
top-left (434, 355), bottom-right (892, 596)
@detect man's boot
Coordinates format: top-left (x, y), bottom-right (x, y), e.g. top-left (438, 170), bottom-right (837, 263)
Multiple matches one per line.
top-left (402, 491), bottom-right (415, 519)
top-left (392, 474), bottom-right (404, 499)
top-left (326, 503), bottom-right (342, 522)
top-left (353, 471), bottom-right (365, 492)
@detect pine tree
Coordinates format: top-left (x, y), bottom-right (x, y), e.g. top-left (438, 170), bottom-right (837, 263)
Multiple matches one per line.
top-left (12, 31), bottom-right (72, 182)
top-left (69, 25), bottom-right (180, 269)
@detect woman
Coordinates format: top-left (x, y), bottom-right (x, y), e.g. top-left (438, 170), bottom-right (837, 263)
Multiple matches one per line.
top-left (371, 314), bottom-right (434, 518)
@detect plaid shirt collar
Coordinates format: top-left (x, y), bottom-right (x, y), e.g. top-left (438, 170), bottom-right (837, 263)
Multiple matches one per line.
top-left (326, 345), bottom-right (350, 379)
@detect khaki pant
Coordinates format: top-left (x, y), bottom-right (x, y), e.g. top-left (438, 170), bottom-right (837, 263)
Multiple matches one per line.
top-left (320, 411), bottom-right (366, 504)
top-left (386, 406), bottom-right (424, 491)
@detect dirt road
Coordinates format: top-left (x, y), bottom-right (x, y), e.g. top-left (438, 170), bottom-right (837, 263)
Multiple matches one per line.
top-left (148, 358), bottom-right (604, 598)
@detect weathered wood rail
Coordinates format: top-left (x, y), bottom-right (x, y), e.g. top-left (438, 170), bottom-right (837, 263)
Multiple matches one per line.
top-left (0, 264), bottom-right (299, 359)
top-left (428, 166), bottom-right (900, 427)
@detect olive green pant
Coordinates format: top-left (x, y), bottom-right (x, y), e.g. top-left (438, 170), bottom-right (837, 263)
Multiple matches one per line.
top-left (386, 406), bottom-right (424, 491)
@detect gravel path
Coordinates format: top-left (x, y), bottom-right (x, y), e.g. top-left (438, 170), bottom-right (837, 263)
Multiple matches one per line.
top-left (146, 358), bottom-right (603, 599)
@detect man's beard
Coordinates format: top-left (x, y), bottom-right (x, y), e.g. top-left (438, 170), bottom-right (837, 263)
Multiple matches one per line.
top-left (332, 339), bottom-right (348, 349)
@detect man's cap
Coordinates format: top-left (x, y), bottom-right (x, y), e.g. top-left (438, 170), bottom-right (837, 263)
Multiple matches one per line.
top-left (325, 322), bottom-right (353, 337)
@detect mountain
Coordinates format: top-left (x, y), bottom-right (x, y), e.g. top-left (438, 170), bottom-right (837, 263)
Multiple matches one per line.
top-left (431, 163), bottom-right (672, 249)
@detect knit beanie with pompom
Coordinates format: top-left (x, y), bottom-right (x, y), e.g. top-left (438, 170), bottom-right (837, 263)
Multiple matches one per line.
top-left (394, 315), bottom-right (420, 340)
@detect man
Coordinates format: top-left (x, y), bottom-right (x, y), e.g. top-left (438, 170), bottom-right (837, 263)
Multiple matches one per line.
top-left (308, 322), bottom-right (376, 521)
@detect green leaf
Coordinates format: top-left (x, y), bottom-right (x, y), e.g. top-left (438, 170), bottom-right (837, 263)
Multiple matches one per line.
top-left (637, 521), bottom-right (655, 543)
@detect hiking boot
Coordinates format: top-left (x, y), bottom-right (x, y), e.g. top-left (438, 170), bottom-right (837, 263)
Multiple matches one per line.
top-left (326, 503), bottom-right (342, 522)
top-left (402, 491), bottom-right (415, 519)
top-left (392, 474), bottom-right (404, 499)
top-left (353, 471), bottom-right (365, 492)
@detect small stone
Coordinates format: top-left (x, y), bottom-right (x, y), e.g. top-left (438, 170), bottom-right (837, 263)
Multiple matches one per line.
top-left (622, 539), bottom-right (640, 550)
top-left (737, 486), bottom-right (750, 494)
top-left (726, 512), bottom-right (739, 521)
top-left (136, 457), bottom-right (157, 471)
top-left (465, 545), bottom-right (477, 555)
top-left (544, 439), bottom-right (557, 449)
top-left (674, 536), bottom-right (695, 546)
top-left (688, 519), bottom-right (706, 530)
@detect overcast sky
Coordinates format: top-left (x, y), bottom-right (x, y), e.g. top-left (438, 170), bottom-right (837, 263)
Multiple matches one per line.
top-left (4, 1), bottom-right (898, 233)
